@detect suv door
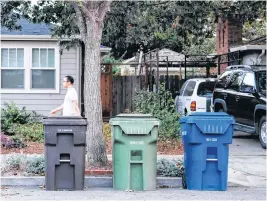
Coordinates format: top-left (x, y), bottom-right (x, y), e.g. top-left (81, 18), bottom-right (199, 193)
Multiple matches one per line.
top-left (238, 72), bottom-right (258, 126)
top-left (225, 71), bottom-right (244, 117)
top-left (213, 71), bottom-right (233, 111)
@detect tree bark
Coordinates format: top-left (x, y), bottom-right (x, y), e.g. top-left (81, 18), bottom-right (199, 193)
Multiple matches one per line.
top-left (72, 0), bottom-right (111, 166)
top-left (83, 15), bottom-right (108, 166)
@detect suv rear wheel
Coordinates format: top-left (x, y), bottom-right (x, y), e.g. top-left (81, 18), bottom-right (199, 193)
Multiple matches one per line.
top-left (259, 116), bottom-right (266, 149)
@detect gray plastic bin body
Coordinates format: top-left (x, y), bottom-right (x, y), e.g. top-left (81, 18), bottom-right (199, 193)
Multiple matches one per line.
top-left (43, 117), bottom-right (87, 191)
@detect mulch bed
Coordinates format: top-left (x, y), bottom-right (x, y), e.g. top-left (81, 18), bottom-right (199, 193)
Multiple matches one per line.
top-left (0, 138), bottom-right (183, 155)
top-left (0, 142), bottom-right (44, 154)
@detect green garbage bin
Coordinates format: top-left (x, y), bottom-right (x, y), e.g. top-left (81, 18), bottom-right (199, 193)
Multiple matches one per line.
top-left (109, 114), bottom-right (160, 191)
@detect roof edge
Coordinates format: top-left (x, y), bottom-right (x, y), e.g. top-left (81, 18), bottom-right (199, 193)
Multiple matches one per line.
top-left (230, 45), bottom-right (266, 52)
top-left (1, 35), bottom-right (111, 52)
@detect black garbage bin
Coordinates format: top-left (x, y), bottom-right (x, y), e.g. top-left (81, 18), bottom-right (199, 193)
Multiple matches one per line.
top-left (43, 116), bottom-right (87, 191)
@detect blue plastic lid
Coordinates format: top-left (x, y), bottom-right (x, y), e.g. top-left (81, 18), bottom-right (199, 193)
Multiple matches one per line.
top-left (190, 112), bottom-right (228, 116)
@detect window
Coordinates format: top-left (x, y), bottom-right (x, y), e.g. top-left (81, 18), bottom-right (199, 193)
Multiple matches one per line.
top-left (216, 71), bottom-right (232, 88)
top-left (1, 48), bottom-right (24, 89)
top-left (227, 71), bottom-right (244, 91)
top-left (179, 81), bottom-right (188, 95)
top-left (256, 71), bottom-right (266, 95)
top-left (197, 81), bottom-right (216, 96)
top-left (183, 81), bottom-right (196, 96)
top-left (31, 48), bottom-right (55, 89)
top-left (0, 44), bottom-right (59, 93)
top-left (240, 73), bottom-right (255, 93)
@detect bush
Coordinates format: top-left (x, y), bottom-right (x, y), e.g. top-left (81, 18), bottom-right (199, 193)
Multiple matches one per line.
top-left (0, 133), bottom-right (26, 148)
top-left (1, 102), bottom-right (41, 133)
top-left (13, 123), bottom-right (44, 142)
top-left (157, 158), bottom-right (184, 177)
top-left (25, 155), bottom-right (45, 176)
top-left (1, 154), bottom-right (45, 176)
top-left (1, 154), bottom-right (27, 173)
top-left (133, 84), bottom-right (180, 139)
top-left (103, 123), bottom-right (111, 140)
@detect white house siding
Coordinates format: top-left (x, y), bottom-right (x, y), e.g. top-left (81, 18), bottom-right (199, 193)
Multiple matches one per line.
top-left (0, 40), bottom-right (81, 117)
top-left (242, 51), bottom-right (266, 66)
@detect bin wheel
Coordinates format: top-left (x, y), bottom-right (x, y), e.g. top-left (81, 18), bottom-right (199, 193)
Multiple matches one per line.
top-left (182, 171), bottom-right (187, 189)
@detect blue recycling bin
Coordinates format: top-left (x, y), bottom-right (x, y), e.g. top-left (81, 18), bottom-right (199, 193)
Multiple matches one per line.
top-left (179, 112), bottom-right (235, 191)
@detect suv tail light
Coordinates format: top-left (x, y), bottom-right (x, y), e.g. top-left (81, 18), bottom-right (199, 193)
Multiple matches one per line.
top-left (190, 101), bottom-right (196, 111)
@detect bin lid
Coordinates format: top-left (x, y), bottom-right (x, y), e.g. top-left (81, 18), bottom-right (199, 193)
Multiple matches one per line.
top-left (179, 112), bottom-right (235, 135)
top-left (43, 116), bottom-right (87, 126)
top-left (116, 113), bottom-right (154, 118)
top-left (109, 113), bottom-right (160, 135)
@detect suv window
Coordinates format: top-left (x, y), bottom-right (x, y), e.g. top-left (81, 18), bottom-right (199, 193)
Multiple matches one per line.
top-left (240, 73), bottom-right (255, 93)
top-left (216, 71), bottom-right (232, 88)
top-left (183, 81), bottom-right (196, 96)
top-left (257, 71), bottom-right (266, 95)
top-left (227, 71), bottom-right (244, 91)
top-left (197, 81), bottom-right (216, 96)
top-left (179, 80), bottom-right (188, 95)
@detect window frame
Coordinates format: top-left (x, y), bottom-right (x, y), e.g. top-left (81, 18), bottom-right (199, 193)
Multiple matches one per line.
top-left (1, 48), bottom-right (25, 89)
top-left (0, 43), bottom-right (60, 94)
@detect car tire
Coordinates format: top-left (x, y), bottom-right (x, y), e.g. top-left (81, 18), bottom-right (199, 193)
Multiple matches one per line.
top-left (182, 170), bottom-right (187, 189)
top-left (259, 116), bottom-right (266, 149)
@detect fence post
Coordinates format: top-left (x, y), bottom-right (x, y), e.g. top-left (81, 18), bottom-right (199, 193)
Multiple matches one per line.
top-left (156, 48), bottom-right (160, 93)
top-left (218, 55), bottom-right (221, 75)
top-left (185, 55), bottom-right (187, 80)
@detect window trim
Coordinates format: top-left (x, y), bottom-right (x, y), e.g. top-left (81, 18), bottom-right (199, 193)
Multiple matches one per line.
top-left (0, 43), bottom-right (60, 94)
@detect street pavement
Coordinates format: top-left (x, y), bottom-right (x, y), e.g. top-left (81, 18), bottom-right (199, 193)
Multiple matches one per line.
top-left (1, 186), bottom-right (266, 200)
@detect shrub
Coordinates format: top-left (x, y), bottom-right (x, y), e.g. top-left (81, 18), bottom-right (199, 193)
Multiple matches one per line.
top-left (157, 158), bottom-right (184, 177)
top-left (1, 154), bottom-right (45, 176)
top-left (0, 133), bottom-right (26, 148)
top-left (1, 154), bottom-right (27, 173)
top-left (11, 135), bottom-right (27, 148)
top-left (1, 102), bottom-right (41, 133)
top-left (14, 123), bottom-right (44, 142)
top-left (133, 84), bottom-right (180, 139)
top-left (103, 123), bottom-right (111, 140)
top-left (0, 133), bottom-right (14, 148)
top-left (25, 155), bottom-right (45, 176)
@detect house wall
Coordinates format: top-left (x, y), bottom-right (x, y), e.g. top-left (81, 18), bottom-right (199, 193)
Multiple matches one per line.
top-left (241, 50), bottom-right (266, 66)
top-left (1, 40), bottom-right (81, 117)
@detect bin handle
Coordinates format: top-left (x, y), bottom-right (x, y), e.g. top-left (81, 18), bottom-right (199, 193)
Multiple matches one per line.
top-left (59, 159), bottom-right (71, 163)
top-left (206, 158), bottom-right (218, 162)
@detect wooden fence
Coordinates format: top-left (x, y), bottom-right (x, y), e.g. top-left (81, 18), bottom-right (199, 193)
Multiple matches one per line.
top-left (112, 76), bottom-right (145, 116)
top-left (109, 75), bottom-right (184, 118)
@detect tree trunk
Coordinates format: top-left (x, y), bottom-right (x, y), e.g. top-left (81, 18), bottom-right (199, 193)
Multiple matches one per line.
top-left (83, 17), bottom-right (108, 166)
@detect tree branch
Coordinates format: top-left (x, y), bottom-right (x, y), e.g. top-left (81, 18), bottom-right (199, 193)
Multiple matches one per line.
top-left (78, 1), bottom-right (95, 20)
top-left (147, 1), bottom-right (170, 7)
top-left (71, 1), bottom-right (87, 41)
top-left (98, 0), bottom-right (112, 22)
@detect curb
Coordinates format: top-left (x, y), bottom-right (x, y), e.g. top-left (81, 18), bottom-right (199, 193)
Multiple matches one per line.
top-left (85, 170), bottom-right (113, 176)
top-left (0, 176), bottom-right (182, 188)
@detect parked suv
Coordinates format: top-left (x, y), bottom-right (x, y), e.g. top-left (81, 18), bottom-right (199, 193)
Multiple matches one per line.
top-left (212, 65), bottom-right (266, 148)
top-left (175, 78), bottom-right (216, 116)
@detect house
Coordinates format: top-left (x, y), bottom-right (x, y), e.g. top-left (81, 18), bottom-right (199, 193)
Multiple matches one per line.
top-left (216, 16), bottom-right (266, 72)
top-left (229, 36), bottom-right (266, 67)
top-left (121, 48), bottom-right (186, 76)
top-left (0, 19), bottom-right (111, 116)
